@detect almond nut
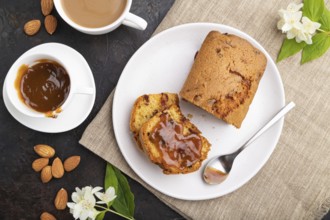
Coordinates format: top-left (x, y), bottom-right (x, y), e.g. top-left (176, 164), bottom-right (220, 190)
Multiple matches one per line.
top-left (41, 0), bottom-right (54, 16)
top-left (32, 158), bottom-right (49, 172)
top-left (64, 156), bottom-right (81, 172)
top-left (34, 144), bottom-right (55, 158)
top-left (54, 188), bottom-right (68, 210)
top-left (41, 165), bottom-right (52, 183)
top-left (52, 157), bottom-right (64, 178)
top-left (24, 20), bottom-right (41, 36)
top-left (40, 212), bottom-right (56, 220)
top-left (44, 15), bottom-right (57, 35)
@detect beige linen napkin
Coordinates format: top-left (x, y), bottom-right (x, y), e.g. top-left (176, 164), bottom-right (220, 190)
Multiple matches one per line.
top-left (80, 0), bottom-right (330, 219)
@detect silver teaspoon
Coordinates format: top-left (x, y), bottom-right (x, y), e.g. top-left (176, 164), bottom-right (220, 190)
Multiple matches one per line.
top-left (203, 102), bottom-right (295, 185)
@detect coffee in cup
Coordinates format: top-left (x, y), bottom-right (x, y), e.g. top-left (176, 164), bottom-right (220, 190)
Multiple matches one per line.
top-left (54, 0), bottom-right (147, 35)
top-left (61, 0), bottom-right (127, 28)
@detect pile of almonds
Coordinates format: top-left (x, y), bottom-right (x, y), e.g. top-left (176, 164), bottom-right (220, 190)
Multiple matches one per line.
top-left (32, 144), bottom-right (80, 183)
top-left (24, 0), bottom-right (57, 36)
top-left (32, 144), bottom-right (80, 220)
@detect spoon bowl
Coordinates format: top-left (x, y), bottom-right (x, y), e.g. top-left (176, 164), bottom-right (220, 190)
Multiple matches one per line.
top-left (203, 102), bottom-right (295, 185)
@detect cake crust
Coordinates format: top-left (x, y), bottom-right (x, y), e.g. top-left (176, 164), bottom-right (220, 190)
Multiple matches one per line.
top-left (179, 31), bottom-right (267, 128)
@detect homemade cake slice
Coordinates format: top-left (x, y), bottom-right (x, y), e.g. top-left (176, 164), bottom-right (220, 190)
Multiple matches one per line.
top-left (180, 31), bottom-right (267, 128)
top-left (139, 104), bottom-right (211, 174)
top-left (130, 93), bottom-right (179, 149)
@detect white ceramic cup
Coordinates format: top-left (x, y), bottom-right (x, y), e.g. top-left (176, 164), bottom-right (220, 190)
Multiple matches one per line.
top-left (5, 53), bottom-right (94, 118)
top-left (53, 0), bottom-right (148, 35)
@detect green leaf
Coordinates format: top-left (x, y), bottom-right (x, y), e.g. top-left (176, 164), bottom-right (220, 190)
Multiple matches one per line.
top-left (105, 163), bottom-right (118, 193)
top-left (112, 166), bottom-right (135, 218)
top-left (104, 163), bottom-right (118, 208)
top-left (301, 33), bottom-right (330, 63)
top-left (277, 38), bottom-right (306, 62)
top-left (303, 0), bottom-right (325, 21)
top-left (95, 211), bottom-right (106, 220)
top-left (320, 8), bottom-right (330, 31)
top-left (104, 163), bottom-right (135, 218)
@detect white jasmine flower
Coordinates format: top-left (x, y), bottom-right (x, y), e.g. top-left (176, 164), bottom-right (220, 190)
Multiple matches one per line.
top-left (277, 19), bottom-right (286, 30)
top-left (287, 17), bottom-right (321, 44)
top-left (67, 186), bottom-right (102, 220)
top-left (286, 28), bottom-right (301, 39)
top-left (286, 3), bottom-right (303, 12)
top-left (276, 2), bottom-right (320, 45)
top-left (286, 27), bottom-right (313, 44)
top-left (95, 187), bottom-right (117, 204)
top-left (280, 11), bottom-right (303, 32)
top-left (301, 16), bottom-right (321, 34)
top-left (91, 186), bottom-right (103, 194)
top-left (295, 31), bottom-right (313, 44)
top-left (278, 3), bottom-right (303, 18)
top-left (277, 2), bottom-right (304, 33)
top-left (278, 9), bottom-right (288, 19)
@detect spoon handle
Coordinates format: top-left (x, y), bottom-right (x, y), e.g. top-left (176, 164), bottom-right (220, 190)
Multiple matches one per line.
top-left (240, 102), bottom-right (295, 152)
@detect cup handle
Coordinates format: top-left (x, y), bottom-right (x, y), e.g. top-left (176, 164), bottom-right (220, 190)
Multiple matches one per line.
top-left (122, 12), bottom-right (147, 30)
top-left (74, 87), bottom-right (95, 95)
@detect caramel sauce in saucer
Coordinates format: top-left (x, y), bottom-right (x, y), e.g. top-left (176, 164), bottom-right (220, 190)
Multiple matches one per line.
top-left (15, 59), bottom-right (70, 116)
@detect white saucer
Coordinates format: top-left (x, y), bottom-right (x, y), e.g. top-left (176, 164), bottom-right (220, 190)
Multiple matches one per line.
top-left (2, 43), bottom-right (96, 133)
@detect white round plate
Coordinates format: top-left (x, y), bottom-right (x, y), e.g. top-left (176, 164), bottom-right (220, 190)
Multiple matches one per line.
top-left (3, 43), bottom-right (96, 133)
top-left (113, 23), bottom-right (285, 200)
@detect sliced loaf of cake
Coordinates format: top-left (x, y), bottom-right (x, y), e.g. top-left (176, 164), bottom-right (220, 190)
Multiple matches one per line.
top-left (139, 104), bottom-right (211, 174)
top-left (180, 31), bottom-right (267, 128)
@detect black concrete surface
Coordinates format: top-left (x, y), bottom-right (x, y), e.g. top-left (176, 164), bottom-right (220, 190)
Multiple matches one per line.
top-left (0, 0), bottom-right (185, 219)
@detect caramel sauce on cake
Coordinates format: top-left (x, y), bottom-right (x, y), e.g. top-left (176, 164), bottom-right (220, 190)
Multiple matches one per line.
top-left (150, 113), bottom-right (202, 170)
